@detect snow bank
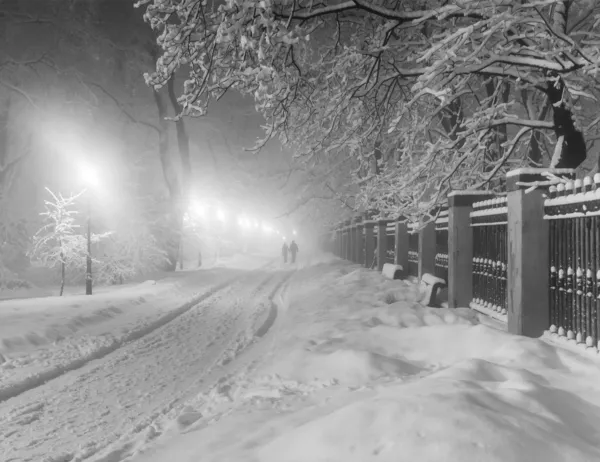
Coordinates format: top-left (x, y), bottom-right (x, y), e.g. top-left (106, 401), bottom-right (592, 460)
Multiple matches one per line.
top-left (133, 263), bottom-right (600, 462)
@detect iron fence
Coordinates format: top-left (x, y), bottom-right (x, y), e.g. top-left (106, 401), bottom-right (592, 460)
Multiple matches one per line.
top-left (470, 197), bottom-right (508, 317)
top-left (408, 223), bottom-right (419, 277)
top-left (545, 176), bottom-right (600, 348)
top-left (435, 208), bottom-right (449, 283)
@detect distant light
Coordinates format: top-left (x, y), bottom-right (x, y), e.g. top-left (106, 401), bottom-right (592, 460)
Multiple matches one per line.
top-left (292, 230), bottom-right (297, 236)
top-left (253, 220), bottom-right (259, 229)
top-left (80, 164), bottom-right (100, 188)
top-left (216, 208), bottom-right (226, 223)
top-left (190, 201), bottom-right (206, 219)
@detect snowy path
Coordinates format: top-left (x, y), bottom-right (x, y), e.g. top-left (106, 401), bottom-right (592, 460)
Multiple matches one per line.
top-left (0, 266), bottom-right (294, 462)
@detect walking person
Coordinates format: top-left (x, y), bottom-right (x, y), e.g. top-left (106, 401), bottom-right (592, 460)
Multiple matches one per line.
top-left (282, 241), bottom-right (289, 264)
top-left (289, 240), bottom-right (299, 263)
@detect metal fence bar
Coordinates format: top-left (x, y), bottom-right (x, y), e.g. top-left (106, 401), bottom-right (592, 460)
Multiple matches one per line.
top-left (470, 197), bottom-right (508, 317)
top-left (435, 208), bottom-right (449, 283)
top-left (545, 175), bottom-right (600, 348)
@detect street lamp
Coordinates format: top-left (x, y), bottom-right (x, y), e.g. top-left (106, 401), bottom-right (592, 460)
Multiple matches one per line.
top-left (80, 164), bottom-right (99, 296)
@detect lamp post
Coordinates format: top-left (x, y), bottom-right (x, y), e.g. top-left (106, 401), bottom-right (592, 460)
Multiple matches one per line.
top-left (80, 164), bottom-right (99, 296)
top-left (86, 193), bottom-right (92, 295)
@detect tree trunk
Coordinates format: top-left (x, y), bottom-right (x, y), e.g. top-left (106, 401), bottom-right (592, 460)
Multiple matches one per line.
top-left (483, 78), bottom-right (510, 174)
top-left (167, 78), bottom-right (192, 202)
top-left (547, 1), bottom-right (587, 169)
top-left (153, 88), bottom-right (183, 271)
top-left (60, 258), bottom-right (65, 297)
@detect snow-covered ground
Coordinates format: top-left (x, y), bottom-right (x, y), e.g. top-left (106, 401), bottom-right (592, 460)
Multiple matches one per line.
top-left (0, 253), bottom-right (274, 402)
top-left (130, 259), bottom-right (600, 462)
top-left (2, 254), bottom-right (600, 462)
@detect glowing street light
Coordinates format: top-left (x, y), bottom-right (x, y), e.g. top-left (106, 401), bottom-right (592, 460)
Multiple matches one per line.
top-left (292, 229), bottom-right (297, 236)
top-left (190, 201), bottom-right (206, 219)
top-left (216, 208), bottom-right (227, 223)
top-left (80, 163), bottom-right (100, 189)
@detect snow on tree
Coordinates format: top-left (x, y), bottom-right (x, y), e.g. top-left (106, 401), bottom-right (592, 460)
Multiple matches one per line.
top-left (29, 188), bottom-right (92, 296)
top-left (138, 0), bottom-right (600, 222)
top-left (95, 225), bottom-right (169, 285)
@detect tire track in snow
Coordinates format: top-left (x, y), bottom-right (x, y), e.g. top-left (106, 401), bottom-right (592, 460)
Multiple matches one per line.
top-left (0, 267), bottom-right (289, 462)
top-left (87, 270), bottom-right (296, 462)
top-left (0, 261), bottom-right (276, 404)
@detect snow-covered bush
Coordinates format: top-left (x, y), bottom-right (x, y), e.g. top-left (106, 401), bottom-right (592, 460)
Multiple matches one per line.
top-left (94, 226), bottom-right (169, 285)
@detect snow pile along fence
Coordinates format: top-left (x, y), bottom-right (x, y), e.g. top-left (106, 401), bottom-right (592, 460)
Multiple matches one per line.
top-left (545, 176), bottom-right (600, 348)
top-left (407, 223), bottom-right (420, 278)
top-left (470, 197), bottom-right (508, 318)
top-left (434, 208), bottom-right (449, 283)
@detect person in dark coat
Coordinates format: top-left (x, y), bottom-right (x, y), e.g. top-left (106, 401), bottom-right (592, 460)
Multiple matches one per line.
top-left (289, 240), bottom-right (299, 263)
top-left (282, 242), bottom-right (289, 263)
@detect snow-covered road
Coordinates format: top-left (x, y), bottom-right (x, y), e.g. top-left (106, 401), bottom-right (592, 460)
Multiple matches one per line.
top-left (0, 265), bottom-right (294, 462)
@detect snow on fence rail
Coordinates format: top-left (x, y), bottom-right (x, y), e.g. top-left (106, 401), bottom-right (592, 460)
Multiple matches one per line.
top-left (408, 222), bottom-right (419, 277)
top-left (470, 196), bottom-right (508, 318)
top-left (386, 222), bottom-right (395, 264)
top-left (435, 208), bottom-right (449, 283)
top-left (544, 175), bottom-right (600, 347)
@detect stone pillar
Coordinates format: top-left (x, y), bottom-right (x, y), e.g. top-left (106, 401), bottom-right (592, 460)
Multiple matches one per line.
top-left (356, 223), bottom-right (364, 265)
top-left (348, 223), bottom-right (356, 263)
top-left (344, 225), bottom-right (351, 261)
top-left (377, 220), bottom-right (387, 271)
top-left (506, 168), bottom-right (574, 337)
top-left (394, 218), bottom-right (408, 272)
top-left (336, 229), bottom-right (342, 257)
top-left (365, 222), bottom-right (375, 268)
top-left (418, 221), bottom-right (436, 278)
top-left (447, 192), bottom-right (495, 309)
top-left (354, 222), bottom-right (361, 263)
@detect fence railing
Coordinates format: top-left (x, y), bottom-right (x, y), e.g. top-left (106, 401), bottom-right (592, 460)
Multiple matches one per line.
top-left (328, 167), bottom-right (600, 346)
top-left (408, 223), bottom-right (419, 277)
top-left (545, 176), bottom-right (600, 347)
top-left (470, 197), bottom-right (508, 316)
top-left (435, 209), bottom-right (449, 283)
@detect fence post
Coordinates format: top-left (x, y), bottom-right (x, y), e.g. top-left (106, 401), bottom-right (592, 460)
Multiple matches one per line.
top-left (365, 221), bottom-right (375, 268)
top-left (447, 192), bottom-right (495, 308)
top-left (506, 168), bottom-right (574, 337)
top-left (344, 221), bottom-right (351, 260)
top-left (418, 220), bottom-right (436, 278)
top-left (377, 220), bottom-right (387, 271)
top-left (394, 218), bottom-right (408, 272)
